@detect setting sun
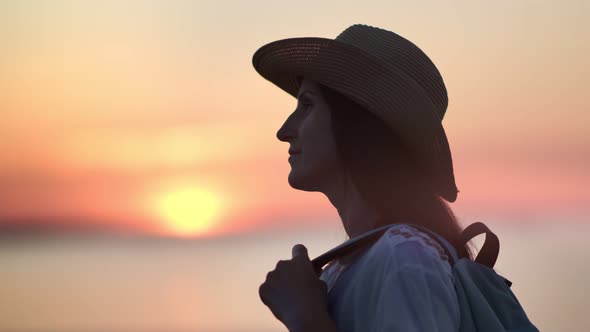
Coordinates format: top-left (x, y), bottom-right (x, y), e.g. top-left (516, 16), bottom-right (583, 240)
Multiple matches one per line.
top-left (156, 187), bottom-right (221, 236)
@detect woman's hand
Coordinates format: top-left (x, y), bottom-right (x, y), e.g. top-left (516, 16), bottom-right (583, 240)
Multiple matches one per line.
top-left (259, 244), bottom-right (332, 331)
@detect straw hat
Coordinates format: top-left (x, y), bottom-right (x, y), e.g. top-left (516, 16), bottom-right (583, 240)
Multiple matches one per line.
top-left (252, 23), bottom-right (459, 202)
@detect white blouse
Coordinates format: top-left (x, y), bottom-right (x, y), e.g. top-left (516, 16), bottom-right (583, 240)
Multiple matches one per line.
top-left (319, 223), bottom-right (460, 332)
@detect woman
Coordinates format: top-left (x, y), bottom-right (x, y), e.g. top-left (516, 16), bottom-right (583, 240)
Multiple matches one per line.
top-left (253, 24), bottom-right (475, 332)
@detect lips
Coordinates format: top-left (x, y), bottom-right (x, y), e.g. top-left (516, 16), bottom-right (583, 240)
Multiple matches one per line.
top-left (288, 150), bottom-right (301, 155)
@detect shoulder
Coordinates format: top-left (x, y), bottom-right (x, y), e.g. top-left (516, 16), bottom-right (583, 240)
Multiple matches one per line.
top-left (366, 223), bottom-right (453, 276)
top-left (355, 225), bottom-right (460, 332)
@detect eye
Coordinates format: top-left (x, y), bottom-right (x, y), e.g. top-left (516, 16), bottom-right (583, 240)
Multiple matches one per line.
top-left (295, 97), bottom-right (313, 114)
top-left (298, 99), bottom-right (313, 110)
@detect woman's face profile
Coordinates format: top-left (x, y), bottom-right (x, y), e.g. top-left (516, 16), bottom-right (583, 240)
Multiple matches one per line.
top-left (276, 79), bottom-right (342, 192)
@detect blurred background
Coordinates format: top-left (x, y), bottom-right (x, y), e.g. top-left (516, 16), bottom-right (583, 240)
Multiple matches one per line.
top-left (1, 0), bottom-right (588, 331)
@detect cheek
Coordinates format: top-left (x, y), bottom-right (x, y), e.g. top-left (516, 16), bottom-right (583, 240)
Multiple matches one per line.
top-left (301, 132), bottom-right (339, 168)
top-left (298, 109), bottom-right (340, 166)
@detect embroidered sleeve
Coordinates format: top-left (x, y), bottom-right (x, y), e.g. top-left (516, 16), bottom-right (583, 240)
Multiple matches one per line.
top-left (356, 224), bottom-right (460, 331)
top-left (368, 257), bottom-right (460, 332)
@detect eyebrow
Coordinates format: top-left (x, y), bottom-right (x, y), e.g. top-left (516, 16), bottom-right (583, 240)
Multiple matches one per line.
top-left (297, 90), bottom-right (316, 99)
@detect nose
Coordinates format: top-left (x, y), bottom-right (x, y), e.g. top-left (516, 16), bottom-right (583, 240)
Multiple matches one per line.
top-left (276, 114), bottom-right (297, 143)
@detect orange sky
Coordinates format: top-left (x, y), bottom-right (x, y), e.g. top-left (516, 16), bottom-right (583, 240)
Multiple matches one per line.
top-left (1, 0), bottom-right (588, 238)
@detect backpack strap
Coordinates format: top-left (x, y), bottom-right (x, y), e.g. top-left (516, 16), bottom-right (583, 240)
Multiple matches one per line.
top-left (407, 222), bottom-right (500, 270)
top-left (311, 221), bottom-right (504, 283)
top-left (410, 222), bottom-right (512, 288)
top-left (311, 223), bottom-right (399, 274)
top-left (459, 222), bottom-right (500, 269)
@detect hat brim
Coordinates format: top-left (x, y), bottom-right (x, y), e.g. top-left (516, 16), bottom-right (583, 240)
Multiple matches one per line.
top-left (252, 37), bottom-right (458, 202)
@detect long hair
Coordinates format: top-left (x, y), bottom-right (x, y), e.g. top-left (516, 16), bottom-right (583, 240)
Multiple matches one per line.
top-left (316, 82), bottom-right (476, 260)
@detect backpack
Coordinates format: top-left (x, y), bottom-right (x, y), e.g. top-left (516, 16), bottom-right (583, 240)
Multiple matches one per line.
top-left (311, 222), bottom-right (540, 332)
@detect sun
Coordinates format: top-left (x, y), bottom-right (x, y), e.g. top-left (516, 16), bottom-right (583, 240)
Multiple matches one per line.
top-left (156, 187), bottom-right (221, 236)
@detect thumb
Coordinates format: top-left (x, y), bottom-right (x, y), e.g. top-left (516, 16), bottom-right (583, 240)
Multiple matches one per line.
top-left (292, 244), bottom-right (308, 259)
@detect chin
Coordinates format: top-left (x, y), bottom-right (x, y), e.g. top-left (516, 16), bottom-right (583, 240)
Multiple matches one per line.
top-left (287, 170), bottom-right (317, 192)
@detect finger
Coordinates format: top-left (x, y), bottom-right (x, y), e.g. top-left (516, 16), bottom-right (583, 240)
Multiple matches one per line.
top-left (259, 281), bottom-right (277, 305)
top-left (258, 283), bottom-right (269, 304)
top-left (292, 243), bottom-right (308, 259)
top-left (275, 259), bottom-right (288, 270)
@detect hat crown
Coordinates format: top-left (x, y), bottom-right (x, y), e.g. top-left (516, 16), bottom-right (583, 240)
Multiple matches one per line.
top-left (335, 24), bottom-right (448, 121)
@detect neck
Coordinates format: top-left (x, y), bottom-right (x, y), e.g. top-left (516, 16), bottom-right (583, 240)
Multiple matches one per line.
top-left (323, 172), bottom-right (383, 239)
